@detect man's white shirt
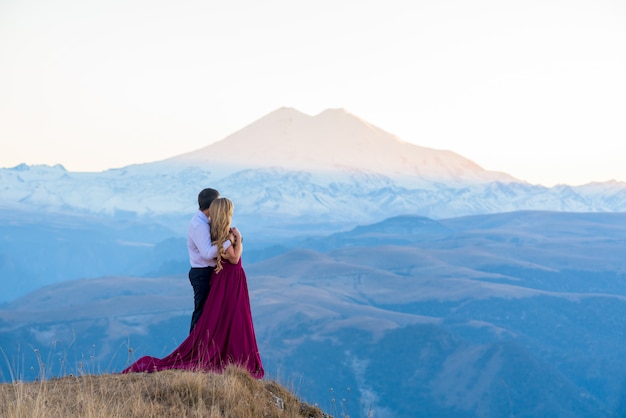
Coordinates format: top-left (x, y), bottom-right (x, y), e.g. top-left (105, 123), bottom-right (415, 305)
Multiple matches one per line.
top-left (187, 210), bottom-right (231, 268)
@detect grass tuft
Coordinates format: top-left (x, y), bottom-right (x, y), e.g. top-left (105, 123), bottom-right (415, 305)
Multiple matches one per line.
top-left (0, 365), bottom-right (329, 418)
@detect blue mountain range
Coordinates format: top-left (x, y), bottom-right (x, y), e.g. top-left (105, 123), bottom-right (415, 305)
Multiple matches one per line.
top-left (1, 108), bottom-right (625, 417)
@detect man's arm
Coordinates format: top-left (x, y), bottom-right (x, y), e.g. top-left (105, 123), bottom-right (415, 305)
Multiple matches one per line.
top-left (193, 223), bottom-right (232, 260)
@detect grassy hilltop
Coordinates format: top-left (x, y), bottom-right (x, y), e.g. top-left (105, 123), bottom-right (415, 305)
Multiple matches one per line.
top-left (0, 366), bottom-right (328, 418)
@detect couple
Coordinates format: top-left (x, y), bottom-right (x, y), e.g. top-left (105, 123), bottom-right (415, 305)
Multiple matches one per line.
top-left (122, 188), bottom-right (264, 379)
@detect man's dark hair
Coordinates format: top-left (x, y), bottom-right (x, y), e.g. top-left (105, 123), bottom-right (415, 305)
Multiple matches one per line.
top-left (198, 188), bottom-right (220, 211)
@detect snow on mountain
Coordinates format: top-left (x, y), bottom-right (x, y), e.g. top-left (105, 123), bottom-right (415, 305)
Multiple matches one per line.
top-left (167, 107), bottom-right (517, 185)
top-left (3, 108), bottom-right (626, 416)
top-left (1, 107), bottom-right (626, 226)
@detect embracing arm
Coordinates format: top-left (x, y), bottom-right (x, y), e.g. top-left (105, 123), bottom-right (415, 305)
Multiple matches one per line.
top-left (194, 223), bottom-right (232, 260)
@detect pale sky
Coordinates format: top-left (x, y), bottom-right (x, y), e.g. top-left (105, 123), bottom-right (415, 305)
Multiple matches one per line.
top-left (0, 0), bottom-right (624, 187)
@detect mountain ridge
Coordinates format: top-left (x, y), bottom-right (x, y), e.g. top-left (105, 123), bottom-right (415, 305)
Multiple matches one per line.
top-left (2, 210), bottom-right (624, 416)
top-left (165, 107), bottom-right (518, 184)
top-left (2, 107), bottom-right (626, 224)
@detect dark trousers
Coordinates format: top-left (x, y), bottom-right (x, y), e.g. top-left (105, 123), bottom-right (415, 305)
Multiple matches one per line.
top-left (188, 266), bottom-right (215, 333)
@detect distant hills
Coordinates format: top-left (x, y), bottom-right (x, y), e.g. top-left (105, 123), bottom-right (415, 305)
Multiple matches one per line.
top-left (2, 211), bottom-right (625, 416)
top-left (2, 108), bottom-right (626, 417)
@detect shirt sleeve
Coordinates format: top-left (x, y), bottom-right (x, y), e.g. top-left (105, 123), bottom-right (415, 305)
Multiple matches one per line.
top-left (193, 223), bottom-right (231, 260)
top-left (193, 223), bottom-right (218, 260)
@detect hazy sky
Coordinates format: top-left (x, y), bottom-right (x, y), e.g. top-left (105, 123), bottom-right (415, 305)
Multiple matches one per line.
top-left (1, 0), bottom-right (624, 186)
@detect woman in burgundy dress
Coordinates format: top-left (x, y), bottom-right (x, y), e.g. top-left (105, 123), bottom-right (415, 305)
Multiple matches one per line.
top-left (122, 197), bottom-right (264, 379)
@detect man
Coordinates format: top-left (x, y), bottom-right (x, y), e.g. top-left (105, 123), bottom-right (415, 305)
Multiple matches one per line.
top-left (186, 188), bottom-right (234, 333)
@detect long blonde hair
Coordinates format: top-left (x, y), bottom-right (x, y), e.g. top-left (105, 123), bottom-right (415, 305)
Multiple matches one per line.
top-left (209, 197), bottom-right (234, 273)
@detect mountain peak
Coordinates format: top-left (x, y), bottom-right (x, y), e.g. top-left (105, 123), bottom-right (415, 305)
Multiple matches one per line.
top-left (263, 106), bottom-right (310, 119)
top-left (168, 107), bottom-right (516, 183)
top-left (315, 107), bottom-right (349, 116)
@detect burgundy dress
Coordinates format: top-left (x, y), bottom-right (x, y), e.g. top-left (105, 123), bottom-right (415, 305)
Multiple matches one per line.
top-left (122, 257), bottom-right (264, 378)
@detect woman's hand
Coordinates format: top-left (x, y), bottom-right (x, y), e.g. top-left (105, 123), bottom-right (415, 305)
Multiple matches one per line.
top-left (230, 227), bottom-right (242, 244)
top-left (224, 227), bottom-right (243, 264)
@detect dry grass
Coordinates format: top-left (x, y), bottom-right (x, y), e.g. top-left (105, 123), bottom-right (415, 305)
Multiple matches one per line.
top-left (0, 365), bottom-right (328, 418)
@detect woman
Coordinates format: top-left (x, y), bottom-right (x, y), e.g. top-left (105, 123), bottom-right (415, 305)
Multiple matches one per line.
top-left (122, 197), bottom-right (264, 378)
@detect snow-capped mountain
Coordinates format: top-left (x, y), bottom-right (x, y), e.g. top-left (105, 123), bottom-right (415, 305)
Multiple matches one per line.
top-left (167, 107), bottom-right (517, 185)
top-left (1, 107), bottom-right (625, 228)
top-left (3, 108), bottom-right (626, 417)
